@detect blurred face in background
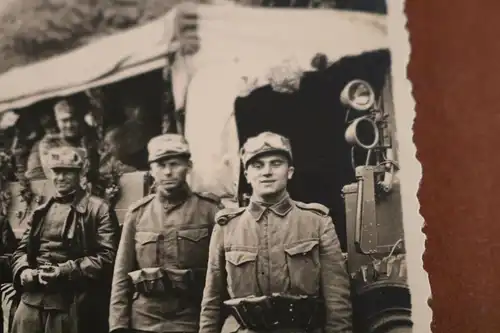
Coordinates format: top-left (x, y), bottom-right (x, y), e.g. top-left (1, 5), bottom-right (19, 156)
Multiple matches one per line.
top-left (55, 101), bottom-right (80, 139)
top-left (56, 112), bottom-right (80, 139)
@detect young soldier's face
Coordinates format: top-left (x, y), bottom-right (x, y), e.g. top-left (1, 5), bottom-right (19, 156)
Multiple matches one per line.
top-left (245, 153), bottom-right (294, 198)
top-left (150, 156), bottom-right (192, 194)
top-left (51, 168), bottom-right (81, 194)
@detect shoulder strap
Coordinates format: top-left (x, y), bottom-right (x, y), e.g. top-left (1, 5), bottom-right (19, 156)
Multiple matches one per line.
top-left (121, 194), bottom-right (155, 227)
top-left (215, 207), bottom-right (246, 226)
top-left (294, 201), bottom-right (329, 216)
top-left (194, 191), bottom-right (222, 206)
top-left (129, 194), bottom-right (155, 213)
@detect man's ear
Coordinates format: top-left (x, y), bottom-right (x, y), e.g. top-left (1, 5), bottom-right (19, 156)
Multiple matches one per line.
top-left (149, 162), bottom-right (158, 181)
top-left (287, 166), bottom-right (295, 180)
top-left (244, 169), bottom-right (249, 183)
top-left (187, 160), bottom-right (193, 169)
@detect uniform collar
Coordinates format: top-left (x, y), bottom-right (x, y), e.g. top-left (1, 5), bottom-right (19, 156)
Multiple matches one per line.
top-left (248, 192), bottom-right (293, 222)
top-left (157, 183), bottom-right (192, 211)
top-left (41, 187), bottom-right (88, 214)
top-left (53, 190), bottom-right (77, 204)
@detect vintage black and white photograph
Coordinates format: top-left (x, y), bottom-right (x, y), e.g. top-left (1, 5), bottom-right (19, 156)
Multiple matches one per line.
top-left (0, 1), bottom-right (428, 333)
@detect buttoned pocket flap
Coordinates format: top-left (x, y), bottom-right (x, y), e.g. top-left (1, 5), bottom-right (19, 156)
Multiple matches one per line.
top-left (127, 269), bottom-right (143, 283)
top-left (285, 240), bottom-right (319, 256)
top-left (178, 228), bottom-right (209, 242)
top-left (128, 268), bottom-right (164, 283)
top-left (226, 251), bottom-right (257, 266)
top-left (135, 231), bottom-right (159, 245)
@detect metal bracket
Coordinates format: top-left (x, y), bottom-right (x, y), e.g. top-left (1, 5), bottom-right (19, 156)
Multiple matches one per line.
top-left (354, 166), bottom-right (380, 255)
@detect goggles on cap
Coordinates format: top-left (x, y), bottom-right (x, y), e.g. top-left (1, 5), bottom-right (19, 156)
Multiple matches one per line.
top-left (241, 135), bottom-right (290, 155)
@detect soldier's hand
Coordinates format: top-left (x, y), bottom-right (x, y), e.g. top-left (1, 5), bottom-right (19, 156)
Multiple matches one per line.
top-left (20, 268), bottom-right (38, 286)
top-left (38, 266), bottom-right (61, 285)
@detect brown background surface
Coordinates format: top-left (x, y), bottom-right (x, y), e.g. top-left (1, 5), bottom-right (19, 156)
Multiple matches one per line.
top-left (407, 1), bottom-right (500, 332)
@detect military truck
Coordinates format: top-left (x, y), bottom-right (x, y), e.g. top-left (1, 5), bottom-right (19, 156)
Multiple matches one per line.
top-left (0, 3), bottom-right (411, 333)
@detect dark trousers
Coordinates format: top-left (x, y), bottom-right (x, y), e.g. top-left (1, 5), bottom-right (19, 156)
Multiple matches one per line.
top-left (11, 301), bottom-right (77, 333)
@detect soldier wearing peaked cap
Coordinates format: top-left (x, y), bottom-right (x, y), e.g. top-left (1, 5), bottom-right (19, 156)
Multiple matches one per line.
top-left (109, 134), bottom-right (224, 333)
top-left (10, 146), bottom-right (120, 333)
top-left (199, 131), bottom-right (353, 333)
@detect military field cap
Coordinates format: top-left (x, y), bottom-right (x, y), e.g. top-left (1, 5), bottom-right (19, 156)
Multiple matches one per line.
top-left (240, 131), bottom-right (293, 168)
top-left (53, 99), bottom-right (75, 119)
top-left (46, 146), bottom-right (84, 170)
top-left (147, 134), bottom-right (191, 163)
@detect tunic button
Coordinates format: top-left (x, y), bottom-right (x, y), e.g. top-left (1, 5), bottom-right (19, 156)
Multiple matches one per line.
top-left (158, 235), bottom-right (164, 241)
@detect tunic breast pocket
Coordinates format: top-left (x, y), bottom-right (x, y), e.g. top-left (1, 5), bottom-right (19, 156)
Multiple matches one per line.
top-left (177, 227), bottom-right (210, 268)
top-left (284, 240), bottom-right (320, 295)
top-left (135, 231), bottom-right (161, 268)
top-left (225, 250), bottom-right (259, 297)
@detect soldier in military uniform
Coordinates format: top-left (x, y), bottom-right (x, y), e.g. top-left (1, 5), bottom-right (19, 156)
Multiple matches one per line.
top-left (199, 131), bottom-right (353, 333)
top-left (25, 99), bottom-right (99, 185)
top-left (109, 134), bottom-right (223, 333)
top-left (10, 146), bottom-right (120, 333)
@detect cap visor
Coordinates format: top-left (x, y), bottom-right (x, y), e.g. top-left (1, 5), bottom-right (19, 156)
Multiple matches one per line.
top-left (149, 153), bottom-right (191, 163)
top-left (244, 149), bottom-right (292, 168)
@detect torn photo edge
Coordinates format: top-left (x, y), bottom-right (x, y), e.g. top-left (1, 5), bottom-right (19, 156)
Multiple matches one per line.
top-left (388, 1), bottom-right (432, 332)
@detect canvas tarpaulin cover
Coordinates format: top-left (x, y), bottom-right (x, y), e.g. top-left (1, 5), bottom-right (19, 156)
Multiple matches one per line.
top-left (178, 4), bottom-right (388, 199)
top-left (0, 8), bottom-right (178, 114)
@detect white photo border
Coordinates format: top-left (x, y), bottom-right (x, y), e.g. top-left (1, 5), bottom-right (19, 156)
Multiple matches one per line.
top-left (388, 1), bottom-right (432, 332)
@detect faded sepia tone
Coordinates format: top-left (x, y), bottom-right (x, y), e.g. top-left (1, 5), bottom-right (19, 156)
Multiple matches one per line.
top-left (0, 1), bottom-right (428, 333)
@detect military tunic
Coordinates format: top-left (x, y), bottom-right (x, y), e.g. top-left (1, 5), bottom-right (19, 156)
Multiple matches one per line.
top-left (109, 187), bottom-right (221, 333)
top-left (199, 193), bottom-right (353, 333)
